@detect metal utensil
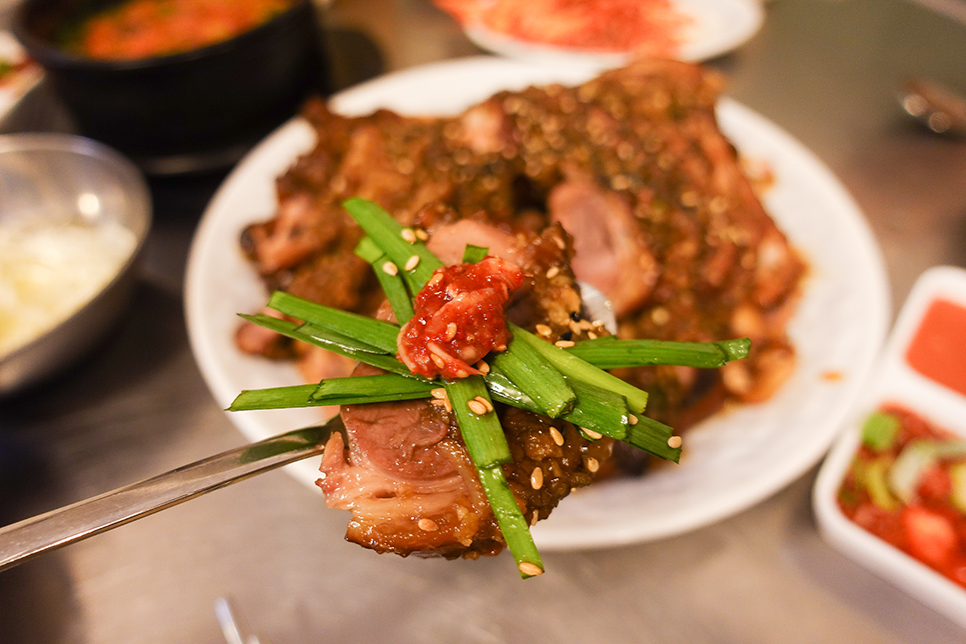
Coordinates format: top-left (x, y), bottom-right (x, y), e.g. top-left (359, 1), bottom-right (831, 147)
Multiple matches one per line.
top-left (215, 597), bottom-right (263, 644)
top-left (0, 417), bottom-right (344, 572)
top-left (899, 77), bottom-right (966, 136)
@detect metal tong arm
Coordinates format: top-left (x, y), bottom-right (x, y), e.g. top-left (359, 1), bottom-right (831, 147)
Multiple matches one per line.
top-left (0, 418), bottom-right (344, 573)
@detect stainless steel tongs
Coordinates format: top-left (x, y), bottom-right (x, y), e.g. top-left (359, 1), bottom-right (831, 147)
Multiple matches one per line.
top-left (0, 417), bottom-right (345, 572)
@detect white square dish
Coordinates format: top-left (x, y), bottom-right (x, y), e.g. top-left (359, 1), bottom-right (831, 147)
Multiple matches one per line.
top-left (813, 265), bottom-right (966, 628)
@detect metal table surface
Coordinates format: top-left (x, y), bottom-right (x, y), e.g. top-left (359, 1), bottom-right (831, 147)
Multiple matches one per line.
top-left (2, 0), bottom-right (966, 642)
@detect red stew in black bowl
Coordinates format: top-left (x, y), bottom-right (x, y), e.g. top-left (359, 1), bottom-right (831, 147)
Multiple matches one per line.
top-left (13, 0), bottom-right (327, 174)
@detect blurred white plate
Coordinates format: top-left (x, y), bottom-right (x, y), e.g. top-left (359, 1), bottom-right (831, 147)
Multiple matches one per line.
top-left (814, 266), bottom-right (966, 628)
top-left (0, 31), bottom-right (42, 124)
top-left (463, 0), bottom-right (765, 67)
top-left (185, 56), bottom-right (889, 550)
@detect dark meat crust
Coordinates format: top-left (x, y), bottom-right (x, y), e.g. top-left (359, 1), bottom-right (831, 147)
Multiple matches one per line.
top-left (239, 56), bottom-right (806, 452)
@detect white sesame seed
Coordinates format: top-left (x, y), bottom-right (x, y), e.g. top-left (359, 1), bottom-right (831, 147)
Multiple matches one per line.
top-left (405, 255), bottom-right (420, 271)
top-left (467, 400), bottom-right (488, 415)
top-left (587, 331), bottom-right (598, 340)
top-left (546, 266), bottom-right (560, 279)
top-left (415, 228), bottom-right (429, 241)
top-left (431, 354), bottom-right (446, 369)
top-left (554, 340), bottom-right (575, 348)
top-left (418, 518), bottom-right (438, 531)
top-left (583, 428), bottom-right (603, 440)
top-left (519, 562), bottom-right (544, 577)
top-left (474, 396), bottom-right (494, 413)
top-left (585, 456), bottom-right (600, 473)
top-left (401, 228), bottom-right (417, 243)
top-left (530, 467), bottom-right (544, 490)
top-left (667, 436), bottom-right (683, 449)
top-left (530, 511), bottom-right (540, 527)
top-left (535, 324), bottom-right (552, 337)
top-left (445, 323), bottom-right (458, 341)
top-left (476, 360), bottom-right (490, 375)
top-left (382, 261), bottom-right (398, 276)
top-left (550, 427), bottom-right (565, 446)
top-left (431, 388), bottom-right (447, 399)
top-left (628, 414), bottom-right (639, 425)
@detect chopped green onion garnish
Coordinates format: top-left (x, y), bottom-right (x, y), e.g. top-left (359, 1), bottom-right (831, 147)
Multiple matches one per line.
top-left (444, 376), bottom-right (512, 467)
top-left (476, 466), bottom-right (544, 578)
top-left (462, 244), bottom-right (489, 264)
top-left (309, 374), bottom-right (437, 405)
top-left (268, 291), bottom-right (400, 354)
top-left (567, 337), bottom-right (751, 369)
top-left (510, 323), bottom-right (649, 413)
top-left (356, 239), bottom-right (416, 324)
top-left (229, 384), bottom-right (320, 410)
top-left (625, 413), bottom-right (681, 462)
top-left (489, 333), bottom-right (575, 418)
top-left (343, 198), bottom-right (443, 288)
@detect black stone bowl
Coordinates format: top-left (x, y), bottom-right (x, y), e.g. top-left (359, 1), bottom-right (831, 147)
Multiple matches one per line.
top-left (13, 0), bottom-right (328, 175)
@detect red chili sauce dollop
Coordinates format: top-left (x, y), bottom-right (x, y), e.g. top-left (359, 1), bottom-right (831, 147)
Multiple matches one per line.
top-left (905, 298), bottom-right (966, 398)
top-left (397, 256), bottom-right (525, 380)
top-left (838, 404), bottom-right (966, 588)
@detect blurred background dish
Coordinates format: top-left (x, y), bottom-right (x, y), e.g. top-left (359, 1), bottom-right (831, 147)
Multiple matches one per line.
top-left (0, 30), bottom-right (41, 125)
top-left (0, 133), bottom-right (151, 395)
top-left (11, 0), bottom-right (328, 175)
top-left (441, 0), bottom-right (764, 68)
top-left (814, 266), bottom-right (966, 629)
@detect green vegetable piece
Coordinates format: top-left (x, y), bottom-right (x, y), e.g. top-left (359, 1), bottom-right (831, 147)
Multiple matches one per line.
top-left (462, 244), bottom-right (489, 264)
top-left (861, 411), bottom-right (901, 452)
top-left (268, 290), bottom-right (400, 354)
top-left (229, 384), bottom-right (320, 411)
top-left (356, 235), bottom-right (415, 322)
top-left (888, 438), bottom-right (966, 504)
top-left (445, 376), bottom-right (512, 467)
top-left (625, 414), bottom-right (682, 463)
top-left (239, 313), bottom-right (417, 379)
top-left (309, 374), bottom-right (436, 405)
top-left (566, 337), bottom-right (751, 369)
top-left (343, 198), bottom-right (443, 289)
top-left (864, 457), bottom-right (900, 511)
top-left (510, 323), bottom-right (649, 413)
top-left (476, 466), bottom-right (544, 578)
top-left (489, 333), bottom-right (576, 418)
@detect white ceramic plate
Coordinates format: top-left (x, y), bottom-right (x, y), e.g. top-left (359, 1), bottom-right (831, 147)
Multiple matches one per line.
top-left (185, 56), bottom-right (889, 550)
top-left (813, 266), bottom-right (966, 628)
top-left (462, 0), bottom-right (765, 68)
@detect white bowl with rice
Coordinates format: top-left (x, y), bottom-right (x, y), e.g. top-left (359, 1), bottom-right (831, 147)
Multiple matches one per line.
top-left (0, 133), bottom-right (151, 394)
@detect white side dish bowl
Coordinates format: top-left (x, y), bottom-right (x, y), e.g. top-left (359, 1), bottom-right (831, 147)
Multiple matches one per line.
top-left (814, 265), bottom-right (966, 628)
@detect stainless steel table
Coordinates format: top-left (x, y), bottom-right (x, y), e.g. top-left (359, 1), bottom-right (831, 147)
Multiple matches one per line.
top-left (2, 1), bottom-right (966, 642)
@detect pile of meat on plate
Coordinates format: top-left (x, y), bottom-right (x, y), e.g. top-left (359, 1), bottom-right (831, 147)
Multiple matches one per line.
top-left (235, 58), bottom-right (807, 558)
